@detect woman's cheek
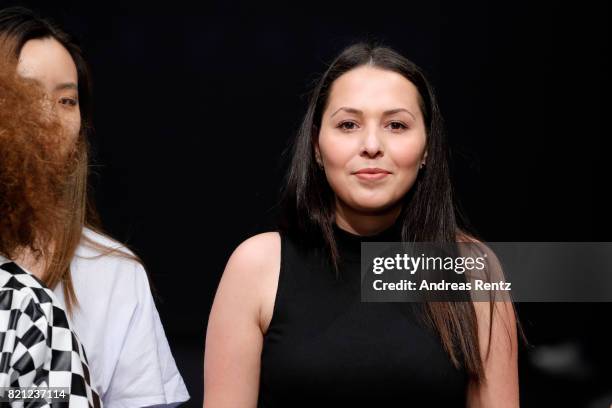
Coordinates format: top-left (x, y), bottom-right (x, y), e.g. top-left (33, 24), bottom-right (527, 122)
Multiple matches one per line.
top-left (61, 114), bottom-right (81, 143)
top-left (325, 166), bottom-right (348, 197)
top-left (395, 171), bottom-right (418, 198)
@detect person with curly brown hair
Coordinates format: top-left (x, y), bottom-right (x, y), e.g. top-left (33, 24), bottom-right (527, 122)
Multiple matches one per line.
top-left (0, 52), bottom-right (103, 407)
top-left (0, 7), bottom-right (189, 407)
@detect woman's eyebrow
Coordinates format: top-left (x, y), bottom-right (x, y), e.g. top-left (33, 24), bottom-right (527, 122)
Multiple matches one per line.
top-left (54, 82), bottom-right (78, 91)
top-left (383, 108), bottom-right (416, 121)
top-left (330, 106), bottom-right (362, 118)
top-left (330, 106), bottom-right (416, 121)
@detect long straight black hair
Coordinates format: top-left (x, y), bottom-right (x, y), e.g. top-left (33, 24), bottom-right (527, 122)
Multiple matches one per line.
top-left (279, 42), bottom-right (488, 381)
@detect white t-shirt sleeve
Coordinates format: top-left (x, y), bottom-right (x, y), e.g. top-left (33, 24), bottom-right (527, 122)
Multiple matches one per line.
top-left (102, 262), bottom-right (190, 408)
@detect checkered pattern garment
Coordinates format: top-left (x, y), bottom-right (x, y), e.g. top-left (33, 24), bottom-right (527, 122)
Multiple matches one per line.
top-left (0, 260), bottom-right (102, 407)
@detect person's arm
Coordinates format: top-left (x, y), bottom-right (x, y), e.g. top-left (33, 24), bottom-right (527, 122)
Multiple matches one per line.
top-left (467, 299), bottom-right (519, 407)
top-left (203, 232), bottom-right (280, 408)
top-left (457, 234), bottom-right (519, 407)
top-left (101, 259), bottom-right (190, 407)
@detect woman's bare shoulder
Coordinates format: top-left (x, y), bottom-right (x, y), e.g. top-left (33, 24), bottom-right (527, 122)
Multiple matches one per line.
top-left (455, 229), bottom-right (481, 244)
top-left (456, 229), bottom-right (496, 258)
top-left (217, 232), bottom-right (281, 334)
top-left (226, 231), bottom-right (281, 273)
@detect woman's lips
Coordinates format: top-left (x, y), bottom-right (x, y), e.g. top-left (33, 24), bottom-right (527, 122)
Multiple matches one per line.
top-left (353, 168), bottom-right (391, 181)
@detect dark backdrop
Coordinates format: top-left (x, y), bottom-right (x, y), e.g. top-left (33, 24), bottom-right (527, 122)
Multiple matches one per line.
top-left (2, 1), bottom-right (610, 407)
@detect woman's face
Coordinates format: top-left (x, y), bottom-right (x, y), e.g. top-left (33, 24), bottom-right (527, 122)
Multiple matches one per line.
top-left (16, 37), bottom-right (81, 144)
top-left (317, 66), bottom-right (427, 214)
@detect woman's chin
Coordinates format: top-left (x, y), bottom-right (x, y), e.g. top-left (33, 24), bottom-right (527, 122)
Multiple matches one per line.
top-left (347, 197), bottom-right (400, 214)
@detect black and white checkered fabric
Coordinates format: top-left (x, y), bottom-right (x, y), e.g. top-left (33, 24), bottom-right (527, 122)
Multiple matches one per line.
top-left (0, 259), bottom-right (102, 407)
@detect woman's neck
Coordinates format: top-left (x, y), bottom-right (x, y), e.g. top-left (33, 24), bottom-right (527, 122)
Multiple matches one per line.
top-left (334, 200), bottom-right (402, 237)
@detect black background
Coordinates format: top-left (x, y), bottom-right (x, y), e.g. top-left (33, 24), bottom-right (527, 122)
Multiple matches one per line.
top-left (2, 1), bottom-right (610, 406)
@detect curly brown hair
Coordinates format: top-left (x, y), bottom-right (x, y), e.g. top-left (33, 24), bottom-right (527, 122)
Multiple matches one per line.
top-left (0, 58), bottom-right (78, 263)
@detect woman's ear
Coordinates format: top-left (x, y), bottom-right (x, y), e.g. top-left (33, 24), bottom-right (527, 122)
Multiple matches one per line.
top-left (314, 144), bottom-right (323, 167)
top-left (313, 124), bottom-right (323, 167)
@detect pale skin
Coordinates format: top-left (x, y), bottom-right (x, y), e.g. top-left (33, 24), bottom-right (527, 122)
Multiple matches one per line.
top-left (203, 66), bottom-right (519, 407)
top-left (12, 37), bottom-right (81, 280)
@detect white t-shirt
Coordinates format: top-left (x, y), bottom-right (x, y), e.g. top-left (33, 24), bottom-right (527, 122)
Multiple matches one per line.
top-left (52, 228), bottom-right (190, 408)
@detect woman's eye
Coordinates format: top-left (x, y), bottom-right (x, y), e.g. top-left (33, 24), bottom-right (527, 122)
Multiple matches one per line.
top-left (59, 97), bottom-right (78, 107)
top-left (337, 121), bottom-right (359, 131)
top-left (387, 121), bottom-right (408, 131)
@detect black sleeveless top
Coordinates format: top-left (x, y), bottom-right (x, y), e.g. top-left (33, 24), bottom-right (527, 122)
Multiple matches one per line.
top-left (259, 220), bottom-right (468, 407)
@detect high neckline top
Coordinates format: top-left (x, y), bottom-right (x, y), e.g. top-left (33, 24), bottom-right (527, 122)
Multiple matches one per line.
top-left (332, 217), bottom-right (403, 262)
top-left (259, 217), bottom-right (468, 407)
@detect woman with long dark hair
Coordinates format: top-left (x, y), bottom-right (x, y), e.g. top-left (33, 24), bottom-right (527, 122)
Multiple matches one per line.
top-left (0, 7), bottom-right (189, 406)
top-left (0, 55), bottom-right (102, 405)
top-left (204, 43), bottom-right (519, 407)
